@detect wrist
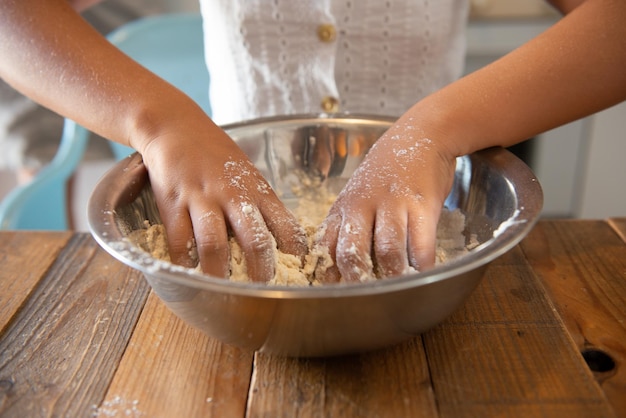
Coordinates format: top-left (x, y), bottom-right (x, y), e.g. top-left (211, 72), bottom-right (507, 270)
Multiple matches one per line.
top-left (395, 97), bottom-right (468, 161)
top-left (125, 91), bottom-right (212, 156)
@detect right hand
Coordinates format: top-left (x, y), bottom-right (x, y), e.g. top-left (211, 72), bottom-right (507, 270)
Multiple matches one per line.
top-left (136, 105), bottom-right (308, 282)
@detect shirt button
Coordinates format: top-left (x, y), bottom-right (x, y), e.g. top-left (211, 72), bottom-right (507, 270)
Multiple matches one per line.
top-left (317, 24), bottom-right (337, 42)
top-left (321, 96), bottom-right (339, 112)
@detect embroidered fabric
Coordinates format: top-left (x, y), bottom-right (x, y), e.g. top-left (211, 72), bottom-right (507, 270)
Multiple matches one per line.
top-left (200, 0), bottom-right (469, 124)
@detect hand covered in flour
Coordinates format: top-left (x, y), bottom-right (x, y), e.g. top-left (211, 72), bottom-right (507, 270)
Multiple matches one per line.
top-left (140, 116), bottom-right (308, 282)
top-left (313, 115), bottom-right (457, 283)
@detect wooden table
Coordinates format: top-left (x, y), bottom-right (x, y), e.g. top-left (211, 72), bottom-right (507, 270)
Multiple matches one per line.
top-left (1, 219), bottom-right (624, 417)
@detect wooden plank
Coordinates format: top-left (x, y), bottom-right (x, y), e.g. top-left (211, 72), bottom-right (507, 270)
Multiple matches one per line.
top-left (0, 233), bottom-right (150, 417)
top-left (520, 220), bottom-right (626, 417)
top-left (95, 291), bottom-right (253, 418)
top-left (0, 231), bottom-right (72, 333)
top-left (247, 337), bottom-right (437, 417)
top-left (424, 243), bottom-right (616, 417)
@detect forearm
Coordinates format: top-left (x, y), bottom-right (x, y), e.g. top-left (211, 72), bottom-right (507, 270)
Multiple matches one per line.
top-left (408, 0), bottom-right (626, 157)
top-left (0, 0), bottom-right (206, 152)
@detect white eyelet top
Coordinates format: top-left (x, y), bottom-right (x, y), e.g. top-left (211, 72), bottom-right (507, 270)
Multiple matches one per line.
top-left (199, 0), bottom-right (469, 124)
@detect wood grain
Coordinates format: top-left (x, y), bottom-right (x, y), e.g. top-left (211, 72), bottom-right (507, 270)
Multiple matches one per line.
top-left (0, 234), bottom-right (150, 417)
top-left (96, 291), bottom-right (254, 418)
top-left (248, 337), bottom-right (437, 417)
top-left (520, 220), bottom-right (626, 417)
top-left (425, 244), bottom-right (616, 418)
top-left (1, 225), bottom-right (623, 418)
top-left (0, 231), bottom-right (71, 333)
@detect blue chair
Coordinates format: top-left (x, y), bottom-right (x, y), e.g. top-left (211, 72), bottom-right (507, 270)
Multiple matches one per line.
top-left (0, 13), bottom-right (210, 230)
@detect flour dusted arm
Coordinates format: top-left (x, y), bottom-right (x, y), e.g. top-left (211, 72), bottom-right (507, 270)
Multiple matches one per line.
top-left (0, 0), bottom-right (308, 281)
top-left (315, 0), bottom-right (626, 282)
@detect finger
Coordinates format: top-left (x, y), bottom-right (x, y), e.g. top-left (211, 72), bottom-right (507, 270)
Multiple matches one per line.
top-left (335, 214), bottom-right (375, 283)
top-left (261, 198), bottom-right (308, 258)
top-left (191, 207), bottom-right (230, 279)
top-left (116, 153), bottom-right (149, 206)
top-left (406, 202), bottom-right (441, 272)
top-left (312, 212), bottom-right (342, 283)
top-left (149, 176), bottom-right (197, 268)
top-left (374, 207), bottom-right (410, 278)
top-left (161, 208), bottom-right (197, 269)
top-left (227, 201), bottom-right (275, 283)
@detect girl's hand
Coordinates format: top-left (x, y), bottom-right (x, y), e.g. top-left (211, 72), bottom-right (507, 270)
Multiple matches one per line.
top-left (314, 116), bottom-right (457, 283)
top-left (139, 116), bottom-right (308, 282)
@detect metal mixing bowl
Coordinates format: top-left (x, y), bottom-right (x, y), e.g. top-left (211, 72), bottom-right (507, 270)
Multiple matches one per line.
top-left (88, 114), bottom-right (543, 357)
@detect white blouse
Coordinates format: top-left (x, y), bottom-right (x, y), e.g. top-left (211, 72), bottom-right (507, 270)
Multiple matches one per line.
top-left (199, 0), bottom-right (469, 124)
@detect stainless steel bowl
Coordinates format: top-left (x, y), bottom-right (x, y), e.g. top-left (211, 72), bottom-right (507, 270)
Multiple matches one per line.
top-left (88, 114), bottom-right (543, 357)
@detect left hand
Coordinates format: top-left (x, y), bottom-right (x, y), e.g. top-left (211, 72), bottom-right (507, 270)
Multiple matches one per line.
top-left (313, 116), bottom-right (458, 283)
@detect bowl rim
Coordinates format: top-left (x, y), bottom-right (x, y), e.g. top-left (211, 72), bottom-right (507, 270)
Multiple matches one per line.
top-left (88, 113), bottom-right (543, 299)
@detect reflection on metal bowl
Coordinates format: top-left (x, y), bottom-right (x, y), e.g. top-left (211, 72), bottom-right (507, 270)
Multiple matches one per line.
top-left (88, 114), bottom-right (543, 357)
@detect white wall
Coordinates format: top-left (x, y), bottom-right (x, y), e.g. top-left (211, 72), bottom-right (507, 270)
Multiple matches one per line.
top-left (577, 102), bottom-right (626, 218)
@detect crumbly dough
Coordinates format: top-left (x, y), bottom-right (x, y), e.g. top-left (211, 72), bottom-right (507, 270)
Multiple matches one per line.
top-left (127, 177), bottom-right (478, 286)
top-left (129, 209), bottom-right (477, 287)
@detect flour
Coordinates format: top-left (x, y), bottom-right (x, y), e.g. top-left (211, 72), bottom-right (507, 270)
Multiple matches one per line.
top-left (127, 178), bottom-right (478, 286)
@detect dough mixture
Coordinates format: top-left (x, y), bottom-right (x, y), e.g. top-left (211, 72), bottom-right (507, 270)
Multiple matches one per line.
top-left (128, 179), bottom-right (478, 286)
